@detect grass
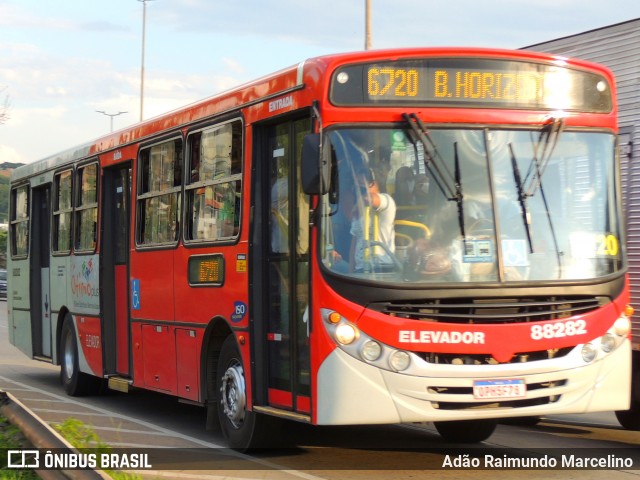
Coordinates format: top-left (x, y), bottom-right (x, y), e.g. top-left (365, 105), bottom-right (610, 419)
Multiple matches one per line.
top-left (1, 414), bottom-right (144, 480)
top-left (0, 414), bottom-right (39, 480)
top-left (54, 418), bottom-right (143, 480)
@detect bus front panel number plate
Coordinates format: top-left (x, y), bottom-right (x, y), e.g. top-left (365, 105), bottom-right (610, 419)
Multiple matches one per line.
top-left (473, 379), bottom-right (526, 400)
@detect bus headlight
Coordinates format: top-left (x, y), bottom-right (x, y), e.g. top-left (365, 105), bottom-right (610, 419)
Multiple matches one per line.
top-left (600, 333), bottom-right (616, 353)
top-left (360, 340), bottom-right (382, 362)
top-left (335, 323), bottom-right (358, 345)
top-left (614, 315), bottom-right (631, 337)
top-left (321, 309), bottom-right (416, 374)
top-left (581, 343), bottom-right (597, 363)
top-left (389, 350), bottom-right (411, 371)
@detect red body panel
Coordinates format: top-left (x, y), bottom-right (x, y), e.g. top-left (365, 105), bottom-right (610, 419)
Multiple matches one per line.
top-left (175, 328), bottom-right (201, 401)
top-left (76, 315), bottom-right (103, 376)
top-left (141, 324), bottom-right (177, 393)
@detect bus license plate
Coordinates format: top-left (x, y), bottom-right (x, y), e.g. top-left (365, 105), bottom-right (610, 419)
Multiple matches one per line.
top-left (473, 379), bottom-right (526, 400)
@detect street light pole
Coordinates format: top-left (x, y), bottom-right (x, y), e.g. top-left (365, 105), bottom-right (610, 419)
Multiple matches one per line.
top-left (365, 0), bottom-right (372, 50)
top-left (96, 111), bottom-right (128, 132)
top-left (138, 0), bottom-right (154, 122)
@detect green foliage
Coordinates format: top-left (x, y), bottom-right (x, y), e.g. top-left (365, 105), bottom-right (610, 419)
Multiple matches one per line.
top-left (0, 414), bottom-right (39, 479)
top-left (0, 175), bottom-right (8, 223)
top-left (54, 418), bottom-right (143, 480)
top-left (54, 417), bottom-right (110, 452)
top-left (0, 229), bottom-right (7, 253)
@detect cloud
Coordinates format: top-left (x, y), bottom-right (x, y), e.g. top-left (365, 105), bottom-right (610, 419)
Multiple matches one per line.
top-left (0, 2), bottom-right (127, 32)
top-left (0, 144), bottom-right (22, 163)
top-left (222, 58), bottom-right (246, 76)
top-left (147, 0), bottom-right (638, 51)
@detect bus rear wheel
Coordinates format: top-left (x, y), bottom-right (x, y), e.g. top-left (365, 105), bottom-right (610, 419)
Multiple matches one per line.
top-left (59, 317), bottom-right (98, 396)
top-left (216, 336), bottom-right (273, 451)
top-left (434, 419), bottom-right (497, 443)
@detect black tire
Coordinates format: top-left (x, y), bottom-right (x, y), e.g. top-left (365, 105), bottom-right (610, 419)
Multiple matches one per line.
top-left (434, 419), bottom-right (497, 443)
top-left (615, 409), bottom-right (640, 430)
top-left (216, 336), bottom-right (276, 451)
top-left (501, 416), bottom-right (542, 427)
top-left (59, 317), bottom-right (99, 396)
top-left (616, 360), bottom-right (640, 430)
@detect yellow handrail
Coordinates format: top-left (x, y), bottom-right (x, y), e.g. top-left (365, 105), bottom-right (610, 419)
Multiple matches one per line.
top-left (394, 219), bottom-right (431, 238)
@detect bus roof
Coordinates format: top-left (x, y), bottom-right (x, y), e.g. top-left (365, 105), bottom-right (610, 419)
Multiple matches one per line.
top-left (11, 47), bottom-right (613, 183)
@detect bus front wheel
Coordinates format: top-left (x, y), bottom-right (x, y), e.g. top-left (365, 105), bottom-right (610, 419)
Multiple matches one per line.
top-left (434, 419), bottom-right (497, 443)
top-left (615, 408), bottom-right (640, 430)
top-left (615, 362), bottom-right (640, 430)
top-left (216, 336), bottom-right (272, 451)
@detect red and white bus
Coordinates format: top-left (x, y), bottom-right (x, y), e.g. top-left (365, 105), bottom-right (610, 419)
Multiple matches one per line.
top-left (8, 47), bottom-right (633, 448)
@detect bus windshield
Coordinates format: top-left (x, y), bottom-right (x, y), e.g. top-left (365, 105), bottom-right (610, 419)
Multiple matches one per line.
top-left (320, 126), bottom-right (621, 283)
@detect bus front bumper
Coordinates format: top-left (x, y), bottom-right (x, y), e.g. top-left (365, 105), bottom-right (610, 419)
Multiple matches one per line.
top-left (315, 341), bottom-right (631, 425)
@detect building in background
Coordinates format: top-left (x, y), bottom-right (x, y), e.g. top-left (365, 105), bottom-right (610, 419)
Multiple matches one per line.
top-left (525, 18), bottom-right (640, 428)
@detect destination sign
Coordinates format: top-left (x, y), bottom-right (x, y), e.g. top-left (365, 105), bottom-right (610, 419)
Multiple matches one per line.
top-left (331, 58), bottom-right (612, 112)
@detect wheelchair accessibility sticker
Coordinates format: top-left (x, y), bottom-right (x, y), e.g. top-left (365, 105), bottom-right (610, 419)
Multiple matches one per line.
top-left (131, 279), bottom-right (141, 310)
top-left (502, 239), bottom-right (529, 267)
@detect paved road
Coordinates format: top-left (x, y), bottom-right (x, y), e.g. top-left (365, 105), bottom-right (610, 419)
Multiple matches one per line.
top-left (1, 303), bottom-right (639, 480)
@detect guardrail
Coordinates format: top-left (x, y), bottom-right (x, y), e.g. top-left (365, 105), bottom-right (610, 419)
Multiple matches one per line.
top-left (1, 389), bottom-right (110, 480)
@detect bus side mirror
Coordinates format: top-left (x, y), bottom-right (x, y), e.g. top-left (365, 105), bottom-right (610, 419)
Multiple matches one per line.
top-left (301, 133), bottom-right (329, 195)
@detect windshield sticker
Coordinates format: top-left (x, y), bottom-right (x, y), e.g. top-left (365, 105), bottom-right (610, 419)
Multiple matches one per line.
top-left (502, 239), bottom-right (529, 267)
top-left (463, 239), bottom-right (493, 263)
top-left (570, 232), bottom-right (620, 258)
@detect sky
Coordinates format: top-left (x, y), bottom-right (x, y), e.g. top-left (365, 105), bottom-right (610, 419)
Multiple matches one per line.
top-left (0, 0), bottom-right (638, 164)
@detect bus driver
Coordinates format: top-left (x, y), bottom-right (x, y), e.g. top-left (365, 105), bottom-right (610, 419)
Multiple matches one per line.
top-left (349, 168), bottom-right (397, 273)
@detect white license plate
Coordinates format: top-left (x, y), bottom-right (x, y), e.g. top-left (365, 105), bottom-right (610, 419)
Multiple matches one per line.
top-left (473, 379), bottom-right (526, 400)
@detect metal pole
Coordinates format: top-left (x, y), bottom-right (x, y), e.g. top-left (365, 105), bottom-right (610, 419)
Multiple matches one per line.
top-left (140, 0), bottom-right (147, 121)
top-left (365, 0), bottom-right (372, 50)
top-left (96, 111), bottom-right (128, 132)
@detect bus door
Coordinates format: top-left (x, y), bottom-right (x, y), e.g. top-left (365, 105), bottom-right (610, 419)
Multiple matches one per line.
top-left (30, 184), bottom-right (51, 359)
top-left (258, 117), bottom-right (312, 414)
top-left (101, 164), bottom-right (132, 376)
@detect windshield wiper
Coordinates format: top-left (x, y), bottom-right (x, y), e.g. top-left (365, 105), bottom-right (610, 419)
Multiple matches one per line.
top-left (453, 141), bottom-right (465, 241)
top-left (403, 113), bottom-right (466, 241)
top-left (523, 117), bottom-right (565, 198)
top-left (512, 118), bottom-right (565, 275)
top-left (403, 113), bottom-right (458, 200)
top-left (509, 143), bottom-right (534, 253)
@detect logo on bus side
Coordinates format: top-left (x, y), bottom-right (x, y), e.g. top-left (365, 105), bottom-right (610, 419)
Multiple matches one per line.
top-left (70, 256), bottom-right (99, 310)
top-left (231, 301), bottom-right (247, 322)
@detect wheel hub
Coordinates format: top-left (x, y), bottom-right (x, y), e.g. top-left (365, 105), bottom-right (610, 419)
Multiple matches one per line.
top-left (220, 362), bottom-right (246, 428)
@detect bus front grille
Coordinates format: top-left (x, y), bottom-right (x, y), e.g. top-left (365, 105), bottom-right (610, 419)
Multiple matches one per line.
top-left (372, 296), bottom-right (606, 324)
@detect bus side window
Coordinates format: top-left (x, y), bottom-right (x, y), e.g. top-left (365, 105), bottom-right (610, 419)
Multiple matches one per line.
top-left (53, 169), bottom-right (73, 253)
top-left (10, 184), bottom-right (30, 258)
top-left (137, 139), bottom-right (183, 246)
top-left (75, 163), bottom-right (98, 252)
top-left (185, 120), bottom-right (243, 243)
